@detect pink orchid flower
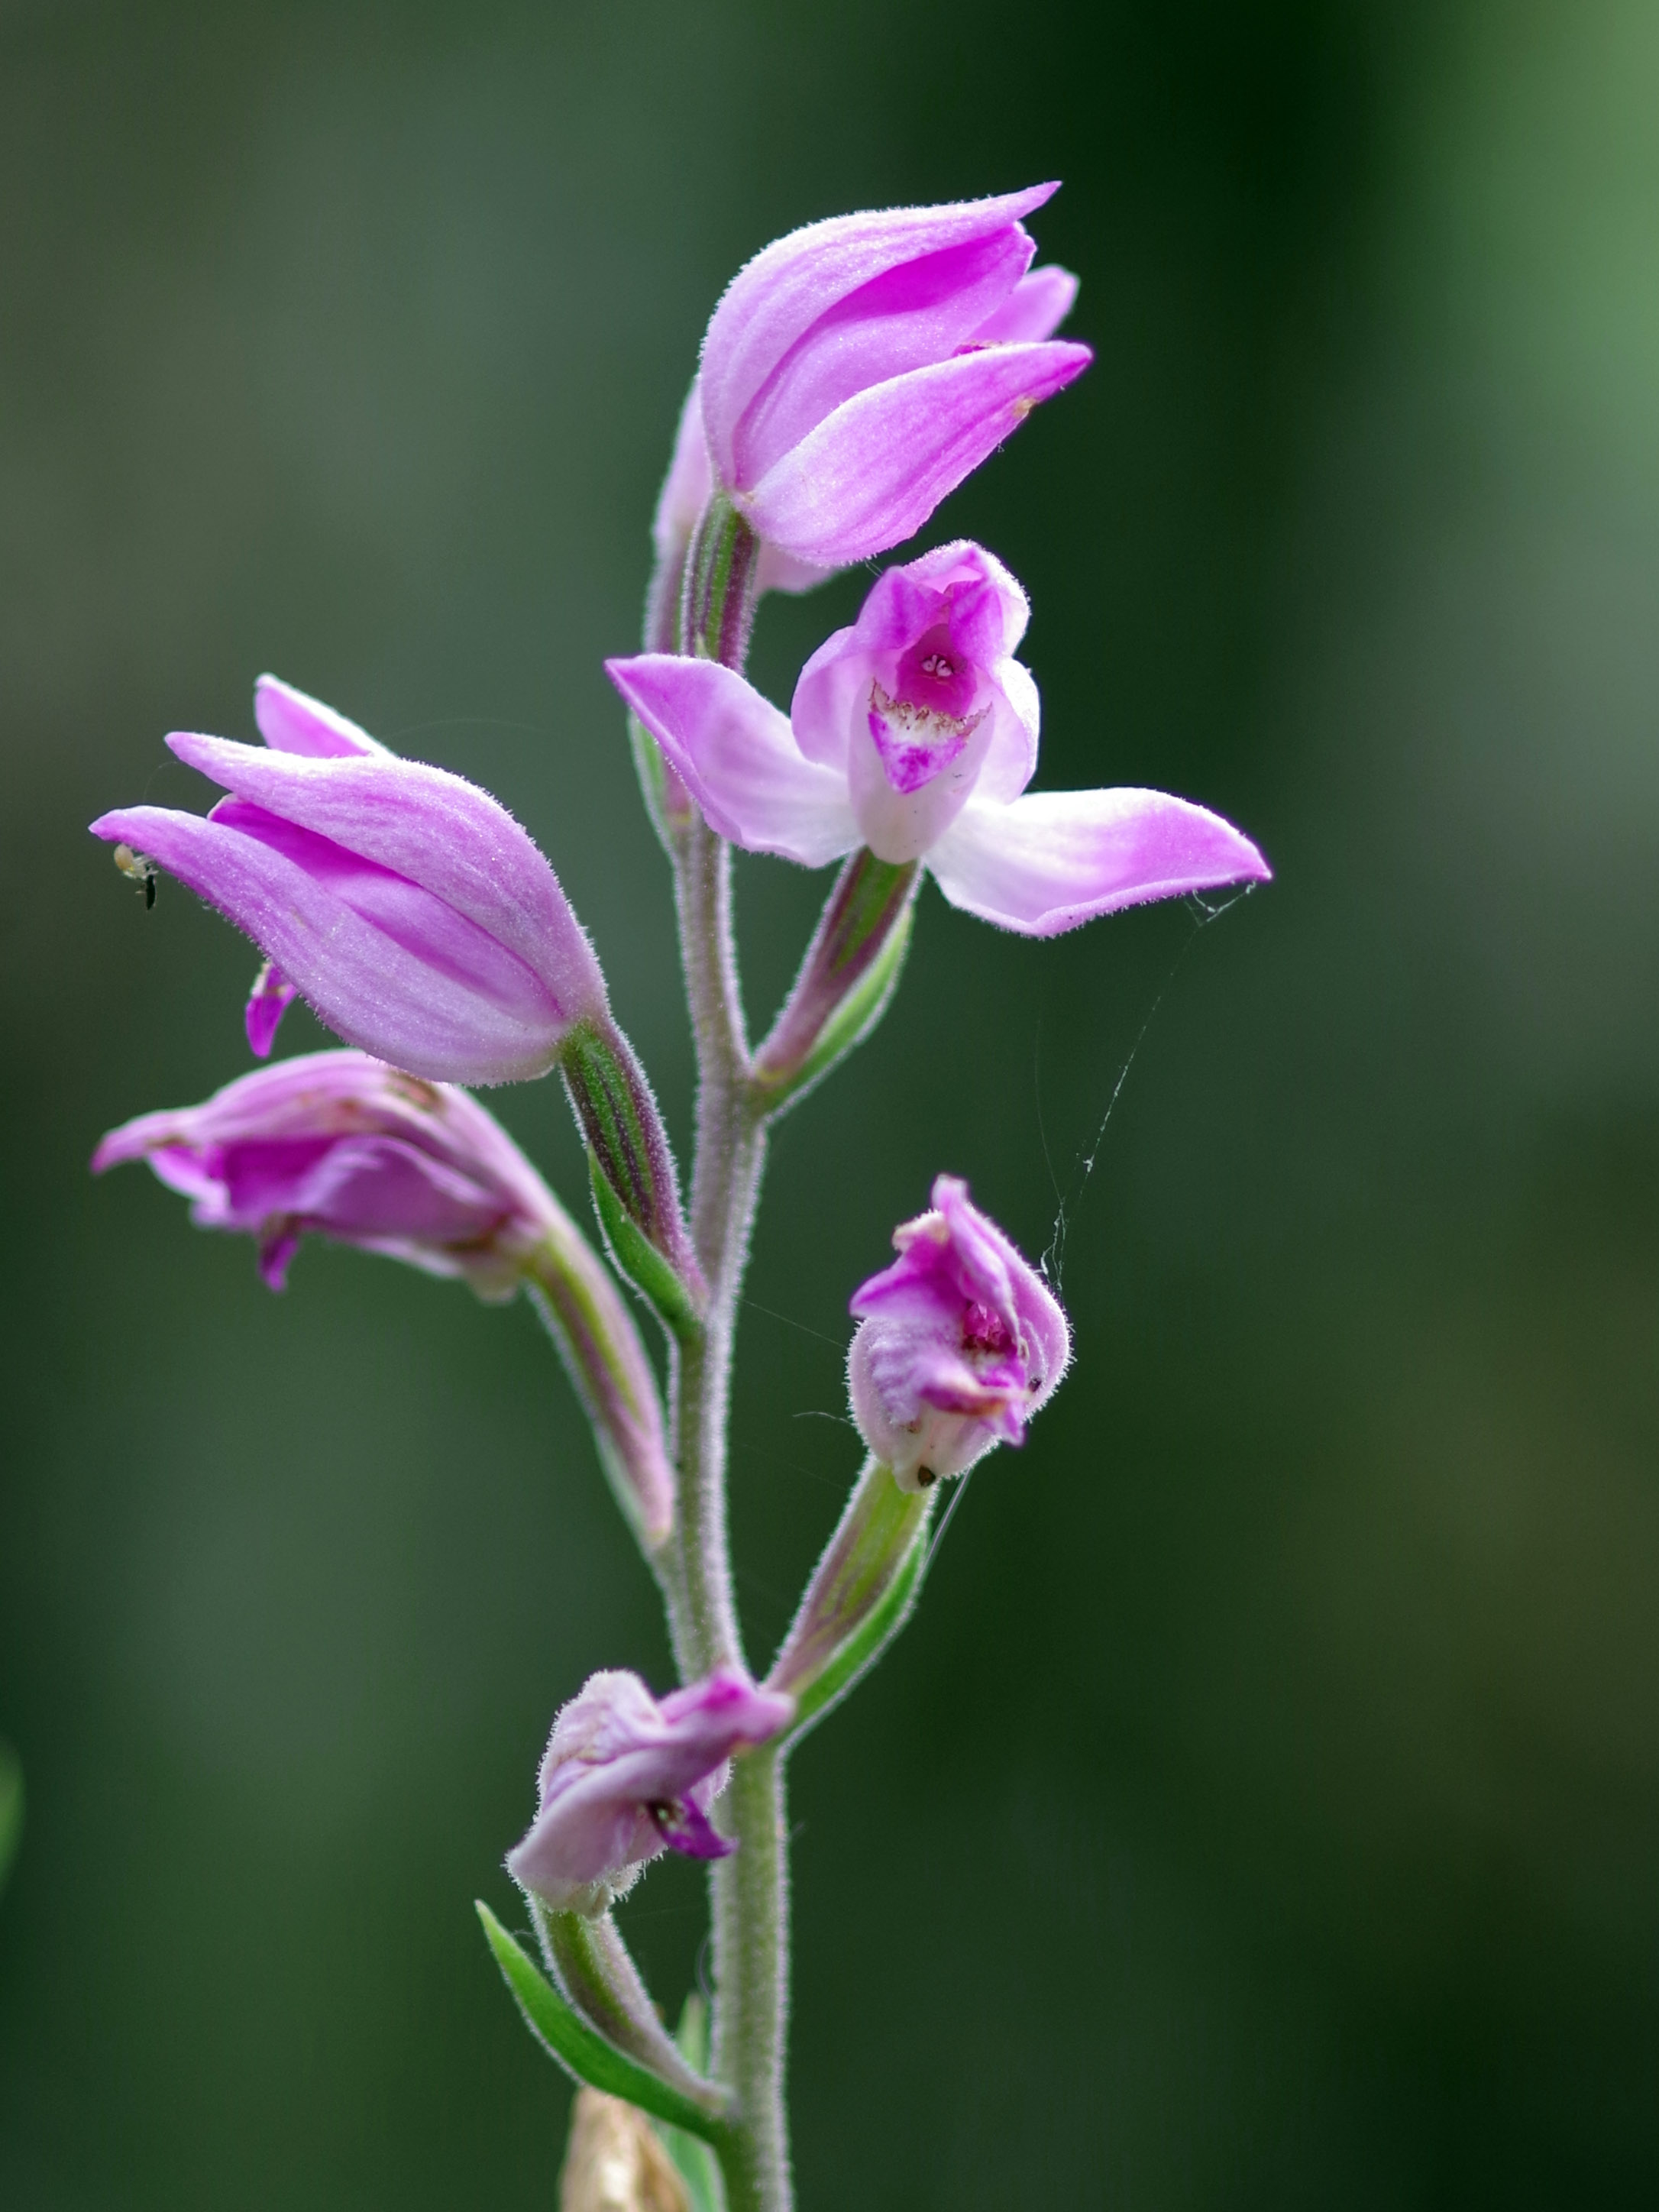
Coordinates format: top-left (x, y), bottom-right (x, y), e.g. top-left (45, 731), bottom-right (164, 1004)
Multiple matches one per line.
top-left (507, 1669), bottom-right (795, 1915)
top-left (848, 1176), bottom-right (1070, 1489)
top-left (94, 1049), bottom-right (676, 1541)
top-left (609, 542), bottom-right (1271, 934)
top-left (92, 1048), bottom-right (571, 1294)
top-left (653, 260), bottom-right (1082, 599)
top-left (90, 677), bottom-right (607, 1086)
top-left (685, 185), bottom-right (1091, 568)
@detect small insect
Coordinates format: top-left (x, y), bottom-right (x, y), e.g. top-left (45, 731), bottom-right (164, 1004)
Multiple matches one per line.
top-left (113, 842), bottom-right (158, 909)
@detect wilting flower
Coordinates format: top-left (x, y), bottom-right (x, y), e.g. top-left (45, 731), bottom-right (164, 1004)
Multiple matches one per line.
top-left (848, 1176), bottom-right (1070, 1490)
top-left (91, 675), bottom-right (607, 1086)
top-left (609, 542), bottom-right (1270, 934)
top-left (93, 1049), bottom-right (676, 1539)
top-left (507, 1668), bottom-right (794, 1915)
top-left (92, 1047), bottom-right (575, 1292)
top-left (653, 260), bottom-right (1081, 603)
top-left (688, 185), bottom-right (1091, 569)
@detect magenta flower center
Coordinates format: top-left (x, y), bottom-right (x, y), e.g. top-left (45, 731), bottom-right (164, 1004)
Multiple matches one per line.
top-left (961, 1300), bottom-right (1012, 1357)
top-left (868, 623), bottom-right (987, 797)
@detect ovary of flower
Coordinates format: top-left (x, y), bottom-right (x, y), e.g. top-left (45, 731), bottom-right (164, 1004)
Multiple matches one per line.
top-left (687, 186), bottom-right (1091, 567)
top-left (89, 675), bottom-right (608, 1085)
top-left (607, 541), bottom-right (1272, 935)
top-left (847, 1175), bottom-right (1071, 1489)
top-left (506, 1669), bottom-right (795, 1916)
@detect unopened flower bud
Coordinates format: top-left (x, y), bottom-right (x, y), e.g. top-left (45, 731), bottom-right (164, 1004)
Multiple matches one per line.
top-left (92, 675), bottom-right (607, 1086)
top-left (847, 1175), bottom-right (1070, 1490)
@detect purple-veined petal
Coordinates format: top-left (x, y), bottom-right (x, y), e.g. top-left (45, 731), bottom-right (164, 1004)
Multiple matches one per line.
top-left (606, 656), bottom-right (859, 867)
top-left (254, 674), bottom-right (390, 759)
top-left (972, 263), bottom-right (1079, 344)
top-left (164, 734), bottom-right (606, 1020)
top-left (700, 184), bottom-right (1059, 484)
top-left (90, 804), bottom-right (568, 1084)
top-left (740, 340), bottom-right (1093, 568)
top-left (927, 787), bottom-right (1272, 936)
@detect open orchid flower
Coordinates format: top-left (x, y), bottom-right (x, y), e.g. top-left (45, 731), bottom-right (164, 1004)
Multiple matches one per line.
top-left (507, 1669), bottom-right (794, 1916)
top-left (609, 542), bottom-right (1271, 934)
top-left (689, 186), bottom-right (1091, 568)
top-left (848, 1175), bottom-right (1070, 1490)
top-left (653, 261), bottom-right (1082, 603)
top-left (90, 676), bottom-right (608, 1085)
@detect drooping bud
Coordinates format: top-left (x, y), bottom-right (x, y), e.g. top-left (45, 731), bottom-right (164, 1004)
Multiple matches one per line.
top-left (93, 1050), bottom-right (675, 1545)
top-left (847, 1175), bottom-right (1070, 1490)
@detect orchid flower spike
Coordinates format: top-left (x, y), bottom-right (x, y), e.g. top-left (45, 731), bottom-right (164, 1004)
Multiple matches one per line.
top-left (682, 185), bottom-right (1091, 571)
top-left (653, 256), bottom-right (1081, 600)
top-left (507, 1669), bottom-right (794, 1916)
top-left (91, 676), bottom-right (608, 1085)
top-left (848, 1175), bottom-right (1070, 1491)
top-left (610, 542), bottom-right (1271, 934)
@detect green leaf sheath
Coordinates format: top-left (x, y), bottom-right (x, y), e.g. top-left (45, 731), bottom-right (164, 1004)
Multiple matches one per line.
top-left (750, 854), bottom-right (919, 1115)
top-left (477, 1903), bottom-right (731, 2145)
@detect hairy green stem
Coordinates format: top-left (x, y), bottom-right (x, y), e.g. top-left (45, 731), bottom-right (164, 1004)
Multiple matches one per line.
top-left (710, 1749), bottom-right (790, 2212)
top-left (657, 497), bottom-right (793, 2211)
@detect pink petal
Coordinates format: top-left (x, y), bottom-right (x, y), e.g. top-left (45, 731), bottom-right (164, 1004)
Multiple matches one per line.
top-left (728, 227), bottom-right (1037, 488)
top-left (165, 734), bottom-right (606, 1020)
top-left (254, 674), bottom-right (390, 759)
top-left (90, 804), bottom-right (568, 1084)
top-left (740, 341), bottom-right (1093, 568)
top-left (605, 656), bottom-right (859, 867)
top-left (700, 184), bottom-right (1059, 484)
top-left (927, 788), bottom-right (1272, 936)
top-left (971, 263), bottom-right (1079, 344)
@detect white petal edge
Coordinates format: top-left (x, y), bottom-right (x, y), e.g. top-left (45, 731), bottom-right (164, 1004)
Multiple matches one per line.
top-left (927, 787), bottom-right (1271, 936)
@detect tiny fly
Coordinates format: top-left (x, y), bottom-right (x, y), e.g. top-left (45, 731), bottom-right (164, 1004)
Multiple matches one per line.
top-left (113, 843), bottom-right (158, 909)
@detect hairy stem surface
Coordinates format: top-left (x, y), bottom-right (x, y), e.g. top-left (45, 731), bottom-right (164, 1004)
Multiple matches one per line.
top-left (656, 501), bottom-right (792, 2210)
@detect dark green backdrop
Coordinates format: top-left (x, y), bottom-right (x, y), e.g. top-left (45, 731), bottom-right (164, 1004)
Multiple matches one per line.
top-left (4, 2), bottom-right (1657, 2204)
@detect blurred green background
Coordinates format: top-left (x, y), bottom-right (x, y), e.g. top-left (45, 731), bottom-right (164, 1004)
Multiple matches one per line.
top-left (3, 0), bottom-right (1657, 2204)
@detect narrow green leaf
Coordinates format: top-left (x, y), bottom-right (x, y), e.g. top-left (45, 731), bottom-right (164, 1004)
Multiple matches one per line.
top-left (477, 1903), bottom-right (728, 2143)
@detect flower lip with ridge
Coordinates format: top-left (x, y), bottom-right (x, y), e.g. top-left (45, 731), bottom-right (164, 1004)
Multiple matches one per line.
top-left (506, 1667), bottom-right (795, 1916)
top-left (847, 1174), bottom-right (1071, 1490)
top-left (607, 540), bottom-right (1272, 935)
top-left (89, 674), bottom-right (607, 1088)
top-left (690, 186), bottom-right (1092, 568)
top-left (92, 1048), bottom-right (568, 1296)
